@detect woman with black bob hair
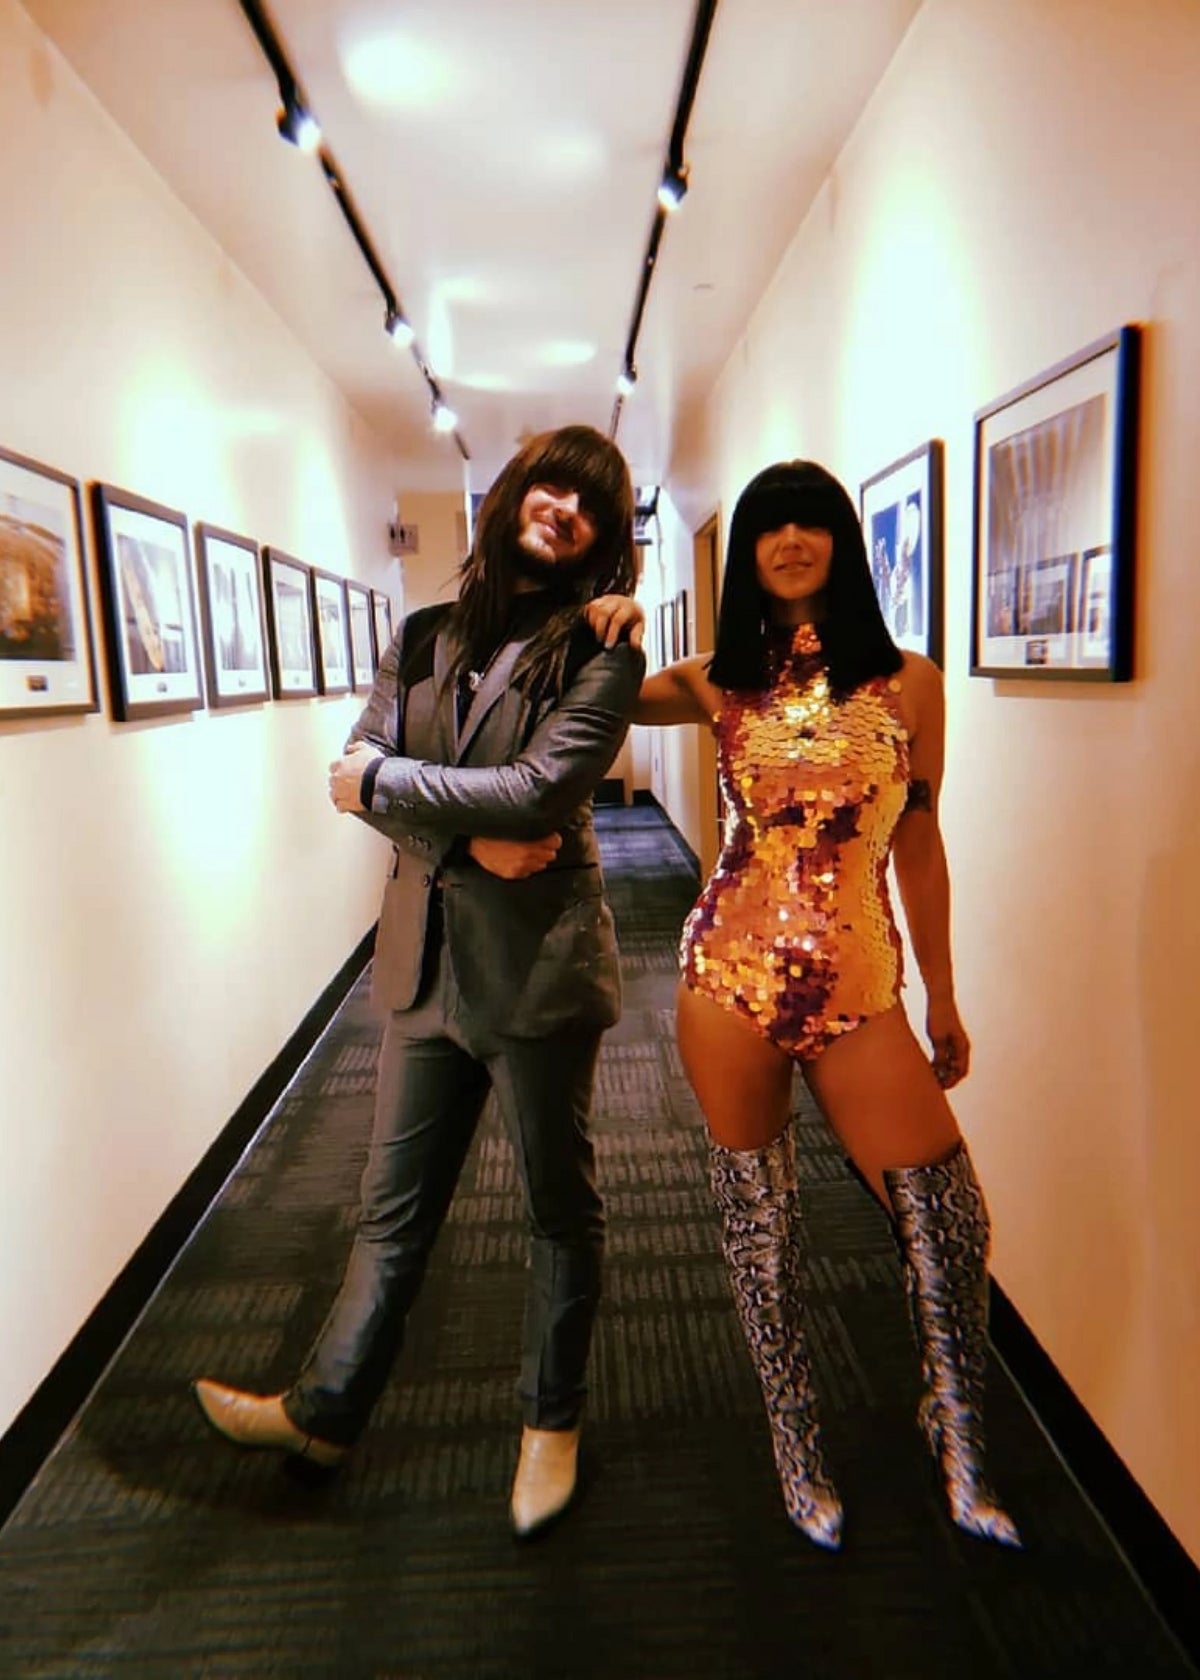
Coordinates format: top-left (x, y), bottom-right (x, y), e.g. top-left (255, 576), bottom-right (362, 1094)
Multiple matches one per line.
top-left (707, 459), bottom-right (901, 696)
top-left (591, 458), bottom-right (1019, 1553)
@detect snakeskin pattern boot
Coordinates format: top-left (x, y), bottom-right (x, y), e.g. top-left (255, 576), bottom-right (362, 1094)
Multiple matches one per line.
top-left (884, 1142), bottom-right (1021, 1548)
top-left (709, 1130), bottom-right (843, 1550)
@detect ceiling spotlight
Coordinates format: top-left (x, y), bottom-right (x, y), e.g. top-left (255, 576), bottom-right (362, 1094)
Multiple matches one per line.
top-left (657, 161), bottom-right (689, 213)
top-left (385, 309), bottom-right (414, 348)
top-left (615, 366), bottom-right (637, 399)
top-left (276, 99), bottom-right (320, 153)
top-left (431, 398), bottom-right (458, 434)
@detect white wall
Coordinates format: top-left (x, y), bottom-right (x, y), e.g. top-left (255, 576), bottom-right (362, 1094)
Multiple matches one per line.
top-left (667, 0), bottom-right (1200, 1562)
top-left (0, 0), bottom-right (404, 1434)
top-left (395, 489), bottom-right (467, 609)
top-left (634, 493), bottom-right (713, 863)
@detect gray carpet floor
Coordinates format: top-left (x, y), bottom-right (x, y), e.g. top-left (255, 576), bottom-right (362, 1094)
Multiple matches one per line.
top-left (0, 804), bottom-right (1192, 1678)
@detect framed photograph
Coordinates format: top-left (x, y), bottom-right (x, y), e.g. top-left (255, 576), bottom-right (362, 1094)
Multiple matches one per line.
top-left (674, 588), bottom-right (691, 659)
top-left (91, 483), bottom-right (204, 722)
top-left (860, 440), bottom-right (944, 665)
top-left (310, 567), bottom-right (352, 696)
top-left (371, 589), bottom-right (394, 664)
top-left (345, 580), bottom-right (376, 690)
top-left (194, 523), bottom-right (270, 707)
top-left (971, 325), bottom-right (1140, 681)
top-left (655, 600), bottom-right (675, 668)
top-left (1, 447), bottom-right (98, 719)
top-left (263, 548), bottom-right (317, 698)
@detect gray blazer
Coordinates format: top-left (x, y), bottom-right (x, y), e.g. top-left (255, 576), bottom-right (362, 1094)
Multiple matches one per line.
top-left (349, 603), bottom-right (645, 1038)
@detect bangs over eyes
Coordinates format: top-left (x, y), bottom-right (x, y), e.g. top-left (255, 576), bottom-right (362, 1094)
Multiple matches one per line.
top-left (743, 488), bottom-right (841, 537)
top-left (526, 434), bottom-right (627, 525)
top-left (528, 473), bottom-right (611, 530)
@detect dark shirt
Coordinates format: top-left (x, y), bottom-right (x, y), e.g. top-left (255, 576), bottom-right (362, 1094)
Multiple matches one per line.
top-left (360, 590), bottom-right (562, 811)
top-left (454, 591), bottom-right (559, 733)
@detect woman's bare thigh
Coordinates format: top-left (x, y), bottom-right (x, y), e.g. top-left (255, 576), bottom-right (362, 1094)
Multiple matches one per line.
top-left (802, 1005), bottom-right (961, 1204)
top-left (675, 983), bottom-right (794, 1150)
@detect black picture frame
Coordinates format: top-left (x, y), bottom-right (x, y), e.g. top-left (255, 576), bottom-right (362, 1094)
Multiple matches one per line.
top-left (345, 579), bottom-right (376, 691)
top-left (91, 482), bottom-right (204, 722)
top-left (194, 523), bottom-right (270, 708)
top-left (971, 325), bottom-right (1140, 681)
top-left (263, 547), bottom-right (317, 698)
top-left (675, 588), bottom-right (691, 659)
top-left (0, 445), bottom-right (98, 720)
top-left (310, 567), bottom-right (352, 697)
top-left (371, 589), bottom-right (394, 664)
top-left (860, 439), bottom-right (945, 667)
top-left (655, 600), bottom-right (674, 668)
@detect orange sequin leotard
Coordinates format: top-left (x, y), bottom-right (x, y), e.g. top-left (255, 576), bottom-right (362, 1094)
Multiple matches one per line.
top-left (680, 622), bottom-right (910, 1059)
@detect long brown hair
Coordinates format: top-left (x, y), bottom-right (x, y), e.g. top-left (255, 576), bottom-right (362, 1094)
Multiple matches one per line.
top-left (446, 425), bottom-right (637, 699)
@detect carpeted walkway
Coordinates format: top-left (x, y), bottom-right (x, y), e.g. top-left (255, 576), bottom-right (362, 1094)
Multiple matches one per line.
top-left (0, 804), bottom-right (1192, 1678)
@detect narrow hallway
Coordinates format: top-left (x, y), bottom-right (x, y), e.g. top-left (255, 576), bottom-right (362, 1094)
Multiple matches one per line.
top-left (0, 805), bottom-right (1190, 1678)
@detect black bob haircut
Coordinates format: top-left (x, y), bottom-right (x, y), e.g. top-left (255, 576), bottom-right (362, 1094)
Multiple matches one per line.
top-left (706, 460), bottom-right (903, 698)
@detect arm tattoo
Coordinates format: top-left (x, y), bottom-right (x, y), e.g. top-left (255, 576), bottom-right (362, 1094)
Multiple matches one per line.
top-left (904, 777), bottom-right (933, 814)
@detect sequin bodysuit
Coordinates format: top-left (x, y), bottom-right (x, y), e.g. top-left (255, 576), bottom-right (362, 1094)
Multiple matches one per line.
top-left (680, 623), bottom-right (909, 1059)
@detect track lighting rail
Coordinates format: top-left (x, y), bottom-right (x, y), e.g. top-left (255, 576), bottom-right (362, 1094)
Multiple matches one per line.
top-left (236, 0), bottom-right (469, 460)
top-left (610, 0), bottom-right (720, 439)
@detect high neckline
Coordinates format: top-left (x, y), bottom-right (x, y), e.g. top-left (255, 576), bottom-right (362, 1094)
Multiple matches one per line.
top-left (767, 619), bottom-right (822, 656)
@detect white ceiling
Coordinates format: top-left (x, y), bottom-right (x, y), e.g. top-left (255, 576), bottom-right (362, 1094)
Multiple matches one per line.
top-left (25, 0), bottom-right (922, 492)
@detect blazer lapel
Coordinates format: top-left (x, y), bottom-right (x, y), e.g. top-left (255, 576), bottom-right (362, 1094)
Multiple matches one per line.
top-left (455, 635), bottom-right (529, 763)
top-left (431, 626), bottom-right (459, 761)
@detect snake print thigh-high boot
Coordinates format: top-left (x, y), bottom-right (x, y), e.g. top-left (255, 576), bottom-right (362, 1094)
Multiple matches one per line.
top-left (884, 1141), bottom-right (1021, 1548)
top-left (709, 1128), bottom-right (843, 1550)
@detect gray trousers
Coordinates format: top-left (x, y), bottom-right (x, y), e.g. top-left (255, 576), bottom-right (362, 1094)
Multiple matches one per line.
top-left (285, 904), bottom-right (606, 1445)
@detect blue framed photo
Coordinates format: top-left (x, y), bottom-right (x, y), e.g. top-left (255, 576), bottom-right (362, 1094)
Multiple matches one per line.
top-left (860, 439), bottom-right (944, 667)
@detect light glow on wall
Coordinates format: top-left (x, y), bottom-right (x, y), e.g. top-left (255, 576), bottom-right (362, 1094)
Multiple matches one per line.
top-left (341, 31), bottom-right (465, 112)
top-left (538, 340), bottom-right (596, 368)
top-left (535, 131), bottom-right (607, 183)
top-left (455, 370), bottom-right (514, 392)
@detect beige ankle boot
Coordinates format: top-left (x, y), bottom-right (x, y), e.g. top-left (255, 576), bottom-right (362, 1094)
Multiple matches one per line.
top-left (192, 1379), bottom-right (347, 1469)
top-left (509, 1425), bottom-right (580, 1537)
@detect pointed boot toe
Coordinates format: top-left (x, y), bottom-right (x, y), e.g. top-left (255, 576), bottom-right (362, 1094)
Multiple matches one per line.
top-left (710, 1135), bottom-right (846, 1554)
top-left (509, 1426), bottom-right (579, 1538)
top-left (885, 1146), bottom-right (1022, 1551)
top-left (946, 1474), bottom-right (1022, 1549)
top-left (787, 1483), bottom-right (845, 1551)
top-left (192, 1379), bottom-right (346, 1469)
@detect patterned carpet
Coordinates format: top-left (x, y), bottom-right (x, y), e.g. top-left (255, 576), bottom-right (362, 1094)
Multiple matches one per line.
top-left (0, 804), bottom-right (1192, 1678)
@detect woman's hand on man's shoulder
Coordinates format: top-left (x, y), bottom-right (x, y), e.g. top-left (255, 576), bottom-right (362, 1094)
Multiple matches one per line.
top-left (584, 593), bottom-right (645, 649)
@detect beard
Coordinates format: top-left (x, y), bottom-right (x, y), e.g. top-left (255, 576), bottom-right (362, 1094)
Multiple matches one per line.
top-left (511, 540), bottom-right (597, 594)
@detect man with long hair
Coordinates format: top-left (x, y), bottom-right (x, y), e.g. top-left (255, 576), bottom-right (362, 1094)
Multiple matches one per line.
top-left (195, 425), bottom-right (644, 1537)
